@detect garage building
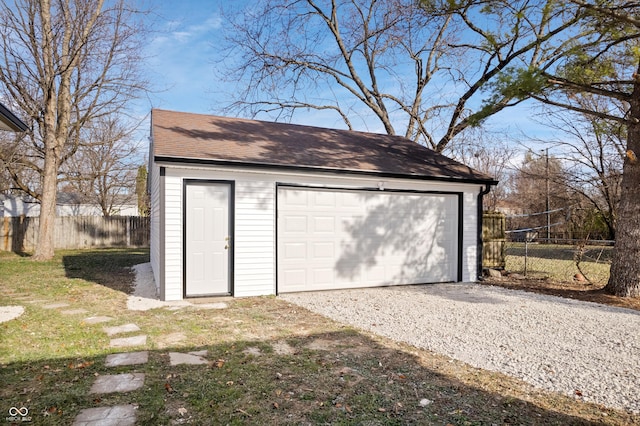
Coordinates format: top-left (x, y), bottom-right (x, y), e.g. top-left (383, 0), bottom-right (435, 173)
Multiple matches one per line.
top-left (148, 109), bottom-right (496, 300)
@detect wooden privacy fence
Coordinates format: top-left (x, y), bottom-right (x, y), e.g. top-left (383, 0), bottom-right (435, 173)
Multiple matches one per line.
top-left (1, 216), bottom-right (149, 252)
top-left (482, 211), bottom-right (506, 269)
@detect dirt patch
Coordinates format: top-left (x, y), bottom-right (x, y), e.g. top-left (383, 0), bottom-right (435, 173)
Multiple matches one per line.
top-left (164, 398), bottom-right (195, 425)
top-left (482, 276), bottom-right (640, 311)
top-left (155, 332), bottom-right (187, 349)
top-left (305, 338), bottom-right (339, 352)
top-left (242, 347), bottom-right (263, 356)
top-left (272, 341), bottom-right (296, 355)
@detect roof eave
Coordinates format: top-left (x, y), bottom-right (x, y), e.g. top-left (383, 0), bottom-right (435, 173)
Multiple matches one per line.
top-left (0, 103), bottom-right (28, 132)
top-left (154, 155), bottom-right (499, 186)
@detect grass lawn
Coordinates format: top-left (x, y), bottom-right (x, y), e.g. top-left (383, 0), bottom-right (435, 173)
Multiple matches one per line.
top-left (1, 248), bottom-right (638, 425)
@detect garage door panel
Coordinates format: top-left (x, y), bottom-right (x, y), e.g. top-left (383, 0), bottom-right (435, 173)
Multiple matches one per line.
top-left (283, 215), bottom-right (307, 232)
top-left (313, 191), bottom-right (336, 206)
top-left (313, 268), bottom-right (334, 285)
top-left (313, 216), bottom-right (335, 232)
top-left (312, 242), bottom-right (335, 258)
top-left (278, 187), bottom-right (459, 293)
top-left (283, 242), bottom-right (307, 259)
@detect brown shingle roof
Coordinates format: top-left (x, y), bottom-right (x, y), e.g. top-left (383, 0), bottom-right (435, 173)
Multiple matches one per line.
top-left (151, 109), bottom-right (496, 184)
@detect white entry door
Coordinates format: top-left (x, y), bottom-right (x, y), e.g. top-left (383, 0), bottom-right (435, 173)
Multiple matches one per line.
top-left (278, 187), bottom-right (459, 293)
top-left (185, 182), bottom-right (231, 297)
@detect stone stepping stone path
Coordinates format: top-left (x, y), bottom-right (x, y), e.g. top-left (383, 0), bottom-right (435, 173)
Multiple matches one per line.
top-left (0, 306), bottom-right (25, 323)
top-left (15, 296), bottom-right (224, 424)
top-left (41, 302), bottom-right (70, 309)
top-left (83, 316), bottom-right (114, 324)
top-left (73, 404), bottom-right (137, 426)
top-left (105, 351), bottom-right (149, 367)
top-left (169, 350), bottom-right (209, 366)
top-left (9, 295), bottom-right (33, 301)
top-left (103, 323), bottom-right (141, 336)
top-left (61, 308), bottom-right (89, 316)
top-left (90, 373), bottom-right (145, 394)
top-left (76, 322), bottom-right (149, 425)
top-left (110, 335), bottom-right (147, 348)
top-left (17, 300), bottom-right (150, 424)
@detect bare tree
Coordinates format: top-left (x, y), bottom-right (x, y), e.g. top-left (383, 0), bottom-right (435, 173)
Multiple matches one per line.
top-left (60, 116), bottom-right (141, 217)
top-left (448, 134), bottom-right (516, 211)
top-left (535, 100), bottom-right (625, 239)
top-left (507, 151), bottom-right (574, 238)
top-left (217, 0), bottom-right (586, 152)
top-left (0, 0), bottom-right (149, 259)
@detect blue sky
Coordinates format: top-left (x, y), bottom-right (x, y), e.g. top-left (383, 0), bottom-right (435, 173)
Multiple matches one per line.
top-left (143, 1), bottom-right (229, 115)
top-left (139, 0), bottom-right (553, 152)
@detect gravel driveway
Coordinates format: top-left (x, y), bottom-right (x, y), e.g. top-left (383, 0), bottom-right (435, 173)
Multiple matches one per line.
top-left (279, 283), bottom-right (640, 413)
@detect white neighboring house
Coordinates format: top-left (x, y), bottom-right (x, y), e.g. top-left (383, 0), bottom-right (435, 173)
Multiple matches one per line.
top-left (1, 193), bottom-right (139, 217)
top-left (148, 109), bottom-right (497, 301)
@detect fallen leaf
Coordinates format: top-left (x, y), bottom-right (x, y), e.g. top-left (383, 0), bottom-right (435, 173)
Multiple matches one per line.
top-left (93, 398), bottom-right (102, 404)
top-left (575, 390), bottom-right (583, 397)
top-left (272, 402), bottom-right (279, 409)
top-left (275, 389), bottom-right (282, 397)
top-left (177, 407), bottom-right (188, 416)
top-left (164, 383), bottom-right (174, 393)
top-left (345, 405), bottom-right (352, 413)
top-left (226, 381), bottom-right (234, 386)
top-left (213, 359), bottom-right (225, 368)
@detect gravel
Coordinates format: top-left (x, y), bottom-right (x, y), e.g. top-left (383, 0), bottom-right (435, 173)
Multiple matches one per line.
top-left (279, 283), bottom-right (640, 413)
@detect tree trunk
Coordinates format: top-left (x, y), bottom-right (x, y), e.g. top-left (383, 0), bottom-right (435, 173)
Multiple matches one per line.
top-left (605, 71), bottom-right (640, 297)
top-left (32, 147), bottom-right (59, 260)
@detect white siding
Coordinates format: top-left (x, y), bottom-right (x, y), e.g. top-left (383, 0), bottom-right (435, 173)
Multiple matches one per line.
top-left (162, 174), bottom-right (184, 300)
top-left (149, 162), bottom-right (161, 296)
top-left (153, 163), bottom-right (483, 299)
top-left (463, 190), bottom-right (480, 282)
top-left (233, 180), bottom-right (276, 297)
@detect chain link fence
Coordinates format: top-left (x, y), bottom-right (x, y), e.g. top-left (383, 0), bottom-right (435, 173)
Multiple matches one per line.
top-left (483, 212), bottom-right (613, 285)
top-left (504, 237), bottom-right (613, 285)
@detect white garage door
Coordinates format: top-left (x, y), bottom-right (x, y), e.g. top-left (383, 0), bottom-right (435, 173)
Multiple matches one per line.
top-left (277, 186), bottom-right (459, 293)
